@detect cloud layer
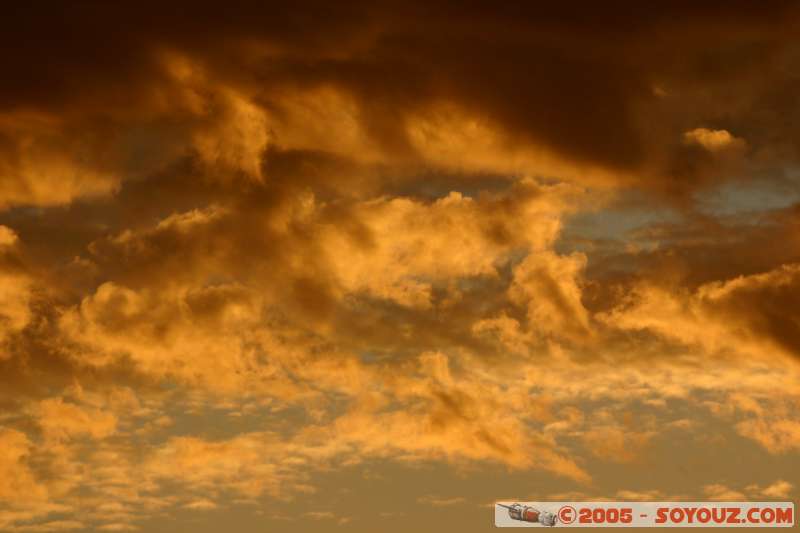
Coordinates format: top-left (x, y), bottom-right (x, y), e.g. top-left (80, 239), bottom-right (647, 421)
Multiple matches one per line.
top-left (1, 3), bottom-right (799, 531)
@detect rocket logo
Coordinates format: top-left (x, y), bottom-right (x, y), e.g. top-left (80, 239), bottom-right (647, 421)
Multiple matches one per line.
top-left (497, 503), bottom-right (558, 526)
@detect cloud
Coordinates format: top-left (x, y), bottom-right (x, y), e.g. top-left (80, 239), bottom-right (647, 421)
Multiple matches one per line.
top-left (33, 398), bottom-right (117, 442)
top-left (599, 263), bottom-right (800, 361)
top-left (142, 433), bottom-right (301, 499)
top-left (0, 225), bottom-right (17, 247)
top-left (0, 428), bottom-right (47, 504)
top-left (509, 251), bottom-right (590, 341)
top-left (703, 484), bottom-right (747, 501)
top-left (0, 1), bottom-right (797, 211)
top-left (96, 524), bottom-right (138, 532)
top-left (8, 520), bottom-right (86, 532)
top-left (320, 180), bottom-right (580, 308)
top-left (2, 3), bottom-right (800, 531)
top-left (417, 495), bottom-right (466, 507)
top-left (683, 128), bottom-right (747, 152)
top-left (615, 489), bottom-right (664, 501)
top-left (583, 425), bottom-right (654, 464)
top-left (0, 227), bottom-right (33, 356)
top-left (735, 417), bottom-right (800, 454)
top-left (0, 112), bottom-right (119, 208)
top-left (52, 178), bottom-right (589, 389)
top-left (182, 499), bottom-right (218, 511)
top-left (746, 480), bottom-right (794, 499)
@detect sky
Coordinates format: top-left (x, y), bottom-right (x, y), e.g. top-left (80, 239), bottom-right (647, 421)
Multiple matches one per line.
top-left (1, 2), bottom-right (799, 532)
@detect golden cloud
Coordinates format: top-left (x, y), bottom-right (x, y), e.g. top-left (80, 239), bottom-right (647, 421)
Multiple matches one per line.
top-left (2, 3), bottom-right (800, 531)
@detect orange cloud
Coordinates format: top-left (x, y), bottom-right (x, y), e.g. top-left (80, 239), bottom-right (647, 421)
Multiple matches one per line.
top-left (599, 263), bottom-right (800, 362)
top-left (2, 5), bottom-right (800, 531)
top-left (0, 429), bottom-right (47, 504)
top-left (683, 128), bottom-right (747, 153)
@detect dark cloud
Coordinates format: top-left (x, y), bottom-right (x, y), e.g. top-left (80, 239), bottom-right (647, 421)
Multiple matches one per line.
top-left (1, 1), bottom-right (800, 206)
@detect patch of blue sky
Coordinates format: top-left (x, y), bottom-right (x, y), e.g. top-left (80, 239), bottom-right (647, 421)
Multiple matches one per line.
top-left (695, 173), bottom-right (800, 217)
top-left (557, 191), bottom-right (681, 250)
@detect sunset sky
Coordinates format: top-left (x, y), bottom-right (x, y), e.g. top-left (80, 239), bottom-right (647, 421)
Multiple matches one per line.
top-left (1, 2), bottom-right (799, 532)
